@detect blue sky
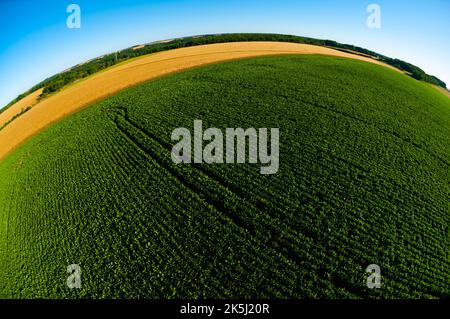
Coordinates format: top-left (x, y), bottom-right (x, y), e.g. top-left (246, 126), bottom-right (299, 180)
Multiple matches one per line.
top-left (0, 0), bottom-right (449, 108)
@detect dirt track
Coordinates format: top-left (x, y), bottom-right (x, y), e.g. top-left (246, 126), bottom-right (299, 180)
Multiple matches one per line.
top-left (0, 41), bottom-right (400, 160)
top-left (431, 85), bottom-right (450, 98)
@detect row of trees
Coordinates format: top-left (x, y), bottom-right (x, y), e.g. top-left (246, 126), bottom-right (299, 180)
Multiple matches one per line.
top-left (2, 33), bottom-right (446, 113)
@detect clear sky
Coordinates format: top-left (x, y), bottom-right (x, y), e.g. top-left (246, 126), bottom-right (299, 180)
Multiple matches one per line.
top-left (0, 0), bottom-right (449, 108)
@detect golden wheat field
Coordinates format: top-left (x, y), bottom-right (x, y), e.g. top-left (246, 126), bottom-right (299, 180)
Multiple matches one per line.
top-left (0, 88), bottom-right (43, 127)
top-left (0, 41), bottom-right (399, 160)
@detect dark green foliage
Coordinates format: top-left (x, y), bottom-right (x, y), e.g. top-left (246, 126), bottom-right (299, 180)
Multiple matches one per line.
top-left (2, 33), bottom-right (446, 113)
top-left (0, 56), bottom-right (449, 298)
top-left (0, 106), bottom-right (32, 131)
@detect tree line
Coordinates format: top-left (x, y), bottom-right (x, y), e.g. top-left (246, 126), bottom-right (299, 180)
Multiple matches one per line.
top-left (2, 33), bottom-right (446, 113)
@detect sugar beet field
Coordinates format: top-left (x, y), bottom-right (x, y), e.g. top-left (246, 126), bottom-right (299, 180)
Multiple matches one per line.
top-left (0, 55), bottom-right (449, 298)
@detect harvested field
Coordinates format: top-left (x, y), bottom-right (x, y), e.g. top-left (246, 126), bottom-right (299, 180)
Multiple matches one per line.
top-left (0, 88), bottom-right (43, 127)
top-left (0, 41), bottom-right (400, 160)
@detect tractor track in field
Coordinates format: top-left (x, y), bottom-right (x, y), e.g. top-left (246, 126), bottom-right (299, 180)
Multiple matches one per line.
top-left (0, 41), bottom-right (402, 162)
top-left (109, 108), bottom-right (339, 283)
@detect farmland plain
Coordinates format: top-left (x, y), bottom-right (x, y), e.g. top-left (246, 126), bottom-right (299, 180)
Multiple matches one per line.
top-left (0, 88), bottom-right (43, 128)
top-left (0, 41), bottom-right (400, 161)
top-left (0, 55), bottom-right (449, 298)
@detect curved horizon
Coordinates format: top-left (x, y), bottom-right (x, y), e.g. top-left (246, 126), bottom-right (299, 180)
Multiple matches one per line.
top-left (0, 41), bottom-right (409, 161)
top-left (0, 0), bottom-right (449, 108)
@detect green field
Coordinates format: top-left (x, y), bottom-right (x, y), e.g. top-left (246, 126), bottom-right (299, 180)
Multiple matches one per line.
top-left (0, 55), bottom-right (449, 298)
